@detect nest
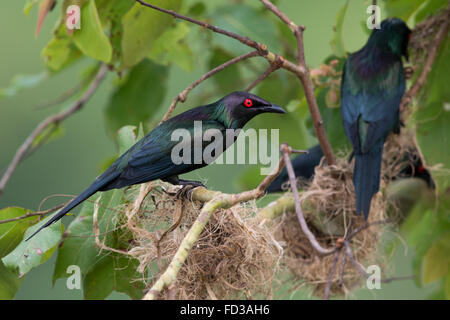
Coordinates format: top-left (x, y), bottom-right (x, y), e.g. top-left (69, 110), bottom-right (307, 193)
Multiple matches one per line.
top-left (122, 184), bottom-right (282, 300)
top-left (275, 131), bottom-right (421, 297)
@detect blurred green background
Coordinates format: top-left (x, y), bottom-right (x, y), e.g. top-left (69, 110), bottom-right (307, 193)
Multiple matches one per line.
top-left (0, 0), bottom-right (440, 299)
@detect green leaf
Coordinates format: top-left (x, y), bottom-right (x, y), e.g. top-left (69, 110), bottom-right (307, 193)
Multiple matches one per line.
top-left (73, 0), bottom-right (112, 63)
top-left (207, 47), bottom-right (243, 92)
top-left (41, 21), bottom-right (82, 71)
top-left (96, 0), bottom-right (135, 65)
top-left (0, 72), bottom-right (48, 98)
top-left (105, 59), bottom-right (168, 134)
top-left (117, 125), bottom-right (139, 155)
top-left (2, 215), bottom-right (63, 276)
top-left (148, 22), bottom-right (194, 72)
top-left (121, 0), bottom-right (182, 68)
top-left (84, 254), bottom-right (144, 299)
top-left (0, 262), bottom-right (22, 300)
top-left (210, 5), bottom-right (281, 56)
top-left (0, 207), bottom-right (40, 258)
top-left (53, 197), bottom-right (103, 283)
top-left (422, 233), bottom-right (450, 284)
top-left (384, 0), bottom-right (425, 22)
top-left (329, 0), bottom-right (349, 58)
top-left (24, 0), bottom-right (41, 15)
top-left (31, 123), bottom-right (65, 150)
top-left (53, 128), bottom-right (144, 299)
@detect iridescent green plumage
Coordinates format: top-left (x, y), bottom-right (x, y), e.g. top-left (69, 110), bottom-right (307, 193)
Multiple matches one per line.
top-left (341, 18), bottom-right (411, 218)
top-left (27, 92), bottom-right (285, 240)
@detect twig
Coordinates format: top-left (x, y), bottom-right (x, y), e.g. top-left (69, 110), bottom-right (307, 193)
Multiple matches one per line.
top-left (142, 153), bottom-right (287, 300)
top-left (343, 240), bottom-right (370, 277)
top-left (34, 83), bottom-right (83, 110)
top-left (246, 56), bottom-right (283, 92)
top-left (323, 250), bottom-right (341, 300)
top-left (0, 204), bottom-right (63, 225)
top-left (93, 197), bottom-right (130, 256)
top-left (160, 51), bottom-right (260, 122)
top-left (260, 0), bottom-right (305, 65)
top-left (346, 219), bottom-right (392, 241)
top-left (400, 8), bottom-right (450, 111)
top-left (135, 0), bottom-right (336, 165)
top-left (260, 0), bottom-right (335, 165)
top-left (281, 143), bottom-right (335, 255)
top-left (0, 64), bottom-right (108, 197)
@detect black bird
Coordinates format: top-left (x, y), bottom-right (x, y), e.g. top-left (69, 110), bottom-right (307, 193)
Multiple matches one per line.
top-left (27, 92), bottom-right (285, 240)
top-left (341, 18), bottom-right (411, 219)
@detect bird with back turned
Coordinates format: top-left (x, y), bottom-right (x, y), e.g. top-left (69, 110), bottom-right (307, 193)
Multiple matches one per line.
top-left (27, 91), bottom-right (285, 240)
top-left (341, 18), bottom-right (411, 219)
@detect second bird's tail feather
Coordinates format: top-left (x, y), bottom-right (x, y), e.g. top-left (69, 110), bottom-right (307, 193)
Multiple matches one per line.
top-left (353, 151), bottom-right (382, 219)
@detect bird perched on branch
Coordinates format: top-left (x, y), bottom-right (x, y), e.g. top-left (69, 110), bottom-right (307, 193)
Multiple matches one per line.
top-left (27, 91), bottom-right (285, 240)
top-left (341, 18), bottom-right (411, 219)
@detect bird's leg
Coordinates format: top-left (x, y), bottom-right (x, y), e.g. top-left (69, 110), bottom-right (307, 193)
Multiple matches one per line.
top-left (162, 176), bottom-right (206, 199)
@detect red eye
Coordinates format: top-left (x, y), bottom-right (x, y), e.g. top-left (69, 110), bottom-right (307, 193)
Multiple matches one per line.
top-left (244, 98), bottom-right (253, 107)
top-left (417, 165), bottom-right (425, 173)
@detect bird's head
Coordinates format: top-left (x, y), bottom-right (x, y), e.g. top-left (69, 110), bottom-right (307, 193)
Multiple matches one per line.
top-left (370, 18), bottom-right (411, 60)
top-left (220, 91), bottom-right (285, 128)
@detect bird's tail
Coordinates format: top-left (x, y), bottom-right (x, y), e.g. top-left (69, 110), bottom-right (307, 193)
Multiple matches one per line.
top-left (353, 150), bottom-right (383, 219)
top-left (26, 174), bottom-right (117, 241)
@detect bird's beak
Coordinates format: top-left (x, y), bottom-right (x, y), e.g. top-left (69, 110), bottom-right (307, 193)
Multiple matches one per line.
top-left (262, 104), bottom-right (286, 114)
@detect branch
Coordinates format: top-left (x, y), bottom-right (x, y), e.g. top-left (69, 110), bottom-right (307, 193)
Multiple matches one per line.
top-left (260, 0), bottom-right (335, 165)
top-left (0, 204), bottom-right (63, 225)
top-left (246, 56), bottom-right (283, 92)
top-left (160, 51), bottom-right (260, 122)
top-left (400, 8), bottom-right (450, 112)
top-left (135, 0), bottom-right (335, 165)
top-left (281, 143), bottom-right (335, 255)
top-left (0, 64), bottom-right (108, 197)
top-left (142, 151), bottom-right (287, 299)
top-left (323, 250), bottom-right (341, 300)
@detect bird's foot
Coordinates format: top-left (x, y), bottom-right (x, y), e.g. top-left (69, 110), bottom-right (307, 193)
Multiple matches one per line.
top-left (176, 179), bottom-right (207, 199)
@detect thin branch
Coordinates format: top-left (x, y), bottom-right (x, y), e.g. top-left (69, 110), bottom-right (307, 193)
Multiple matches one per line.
top-left (246, 55), bottom-right (283, 92)
top-left (260, 0), bottom-right (335, 165)
top-left (33, 82), bottom-right (83, 110)
top-left (0, 204), bottom-right (63, 225)
top-left (260, 0), bottom-right (305, 65)
top-left (323, 250), bottom-right (341, 300)
top-left (0, 64), bottom-right (108, 197)
top-left (135, 1), bottom-right (337, 165)
top-left (136, 0), bottom-right (263, 51)
top-left (160, 51), bottom-right (260, 122)
top-left (281, 143), bottom-right (335, 255)
top-left (93, 197), bottom-right (130, 256)
top-left (400, 8), bottom-right (450, 111)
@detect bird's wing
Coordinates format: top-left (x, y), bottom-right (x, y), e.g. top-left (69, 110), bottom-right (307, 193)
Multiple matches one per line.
top-left (341, 59), bottom-right (405, 154)
top-left (104, 119), bottom-right (227, 189)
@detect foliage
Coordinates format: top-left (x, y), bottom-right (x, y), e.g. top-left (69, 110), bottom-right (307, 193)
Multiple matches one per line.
top-left (0, 0), bottom-right (449, 300)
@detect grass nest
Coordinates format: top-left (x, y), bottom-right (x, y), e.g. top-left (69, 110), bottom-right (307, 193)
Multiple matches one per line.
top-left (275, 131), bottom-right (421, 297)
top-left (122, 183), bottom-right (282, 300)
